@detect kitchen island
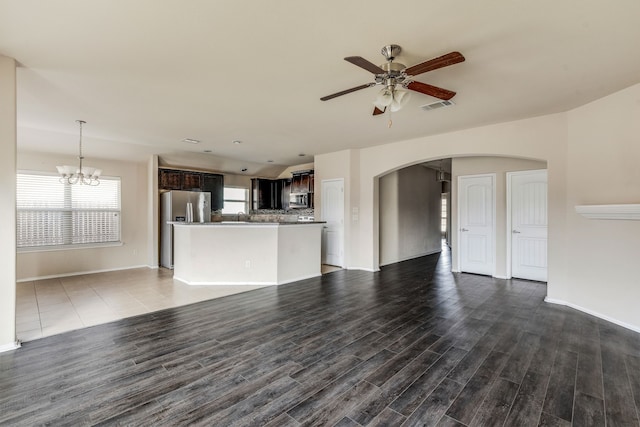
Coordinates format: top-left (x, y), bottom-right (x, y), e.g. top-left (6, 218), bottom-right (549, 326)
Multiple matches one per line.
top-left (171, 222), bottom-right (324, 286)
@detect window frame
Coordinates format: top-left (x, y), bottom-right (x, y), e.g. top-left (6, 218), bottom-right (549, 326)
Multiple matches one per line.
top-left (221, 186), bottom-right (249, 214)
top-left (16, 170), bottom-right (123, 252)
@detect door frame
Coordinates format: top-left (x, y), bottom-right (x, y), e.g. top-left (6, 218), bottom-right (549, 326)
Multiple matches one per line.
top-left (505, 169), bottom-right (547, 279)
top-left (321, 178), bottom-right (345, 268)
top-left (456, 173), bottom-right (496, 276)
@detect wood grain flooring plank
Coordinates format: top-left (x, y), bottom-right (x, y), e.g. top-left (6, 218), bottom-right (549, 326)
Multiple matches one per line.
top-left (576, 350), bottom-right (604, 400)
top-left (365, 335), bottom-right (441, 387)
top-left (436, 415), bottom-right (467, 426)
top-left (444, 350), bottom-right (511, 425)
top-left (538, 411), bottom-right (572, 426)
top-left (368, 407), bottom-right (406, 426)
top-left (504, 394), bottom-right (543, 427)
top-left (625, 353), bottom-right (640, 419)
top-left (197, 375), bottom-right (299, 425)
top-left (263, 412), bottom-right (300, 427)
top-left (389, 347), bottom-right (467, 416)
top-left (299, 380), bottom-right (378, 426)
top-left (572, 391), bottom-right (605, 427)
top-left (287, 349), bottom-right (395, 422)
top-left (541, 350), bottom-right (578, 423)
top-left (469, 377), bottom-right (520, 427)
top-left (601, 345), bottom-right (640, 426)
top-left (3, 251), bottom-right (640, 426)
top-left (499, 331), bottom-right (542, 384)
top-left (347, 348), bottom-right (443, 425)
top-left (402, 378), bottom-right (464, 427)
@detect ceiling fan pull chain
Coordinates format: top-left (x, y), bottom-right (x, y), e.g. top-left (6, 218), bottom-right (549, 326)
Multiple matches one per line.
top-left (388, 108), bottom-right (393, 128)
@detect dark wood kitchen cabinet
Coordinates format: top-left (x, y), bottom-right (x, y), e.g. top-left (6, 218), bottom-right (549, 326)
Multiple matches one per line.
top-left (280, 178), bottom-right (292, 210)
top-left (202, 174), bottom-right (224, 210)
top-left (291, 170), bottom-right (314, 193)
top-left (159, 168), bottom-right (224, 210)
top-left (158, 169), bottom-right (182, 190)
top-left (181, 172), bottom-right (202, 191)
top-left (251, 178), bottom-right (282, 210)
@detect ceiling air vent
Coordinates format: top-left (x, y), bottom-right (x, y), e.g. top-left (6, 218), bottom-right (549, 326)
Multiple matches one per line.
top-left (420, 100), bottom-right (455, 111)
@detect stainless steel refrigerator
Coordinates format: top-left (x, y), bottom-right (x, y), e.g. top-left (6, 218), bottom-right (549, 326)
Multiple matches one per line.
top-left (160, 190), bottom-right (211, 269)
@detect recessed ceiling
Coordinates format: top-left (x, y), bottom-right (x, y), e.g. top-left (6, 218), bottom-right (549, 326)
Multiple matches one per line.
top-left (1, 1), bottom-right (639, 171)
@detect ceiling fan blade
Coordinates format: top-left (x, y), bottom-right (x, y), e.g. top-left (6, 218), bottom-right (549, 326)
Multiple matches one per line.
top-left (344, 56), bottom-right (385, 74)
top-left (373, 106), bottom-right (386, 116)
top-left (406, 81), bottom-right (456, 100)
top-left (404, 51), bottom-right (465, 76)
top-left (320, 83), bottom-right (373, 101)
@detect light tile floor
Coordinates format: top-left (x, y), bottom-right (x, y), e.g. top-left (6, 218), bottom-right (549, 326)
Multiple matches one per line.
top-left (16, 265), bottom-right (343, 342)
top-left (16, 267), bottom-right (267, 342)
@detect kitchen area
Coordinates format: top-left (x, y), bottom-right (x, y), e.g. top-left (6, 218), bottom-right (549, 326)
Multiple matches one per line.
top-left (159, 167), bottom-right (325, 286)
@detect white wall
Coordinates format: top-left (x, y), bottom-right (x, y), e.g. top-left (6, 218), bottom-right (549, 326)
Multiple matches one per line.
top-left (379, 165), bottom-right (442, 266)
top-left (0, 56), bottom-right (17, 350)
top-left (316, 82), bottom-right (640, 331)
top-left (17, 152), bottom-right (150, 280)
top-left (451, 156), bottom-right (547, 278)
top-left (314, 149), bottom-right (357, 268)
top-left (558, 84), bottom-right (640, 330)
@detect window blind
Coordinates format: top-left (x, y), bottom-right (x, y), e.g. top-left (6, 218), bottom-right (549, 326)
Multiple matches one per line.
top-left (222, 187), bottom-right (248, 214)
top-left (17, 171), bottom-right (121, 248)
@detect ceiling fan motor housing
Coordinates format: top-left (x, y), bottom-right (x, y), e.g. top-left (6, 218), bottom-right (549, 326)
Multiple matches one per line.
top-left (381, 44), bottom-right (401, 61)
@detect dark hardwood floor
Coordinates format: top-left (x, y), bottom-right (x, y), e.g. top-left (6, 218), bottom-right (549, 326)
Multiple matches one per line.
top-left (2, 247), bottom-right (640, 426)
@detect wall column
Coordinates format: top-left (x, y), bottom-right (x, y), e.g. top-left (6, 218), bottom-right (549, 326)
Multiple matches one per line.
top-left (0, 55), bottom-right (18, 352)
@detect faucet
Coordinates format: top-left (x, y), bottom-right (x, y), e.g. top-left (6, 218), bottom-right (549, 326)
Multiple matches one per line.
top-left (237, 212), bottom-right (245, 222)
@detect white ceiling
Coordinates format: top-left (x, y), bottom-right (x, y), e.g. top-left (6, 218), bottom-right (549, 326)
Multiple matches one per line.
top-left (2, 1), bottom-right (640, 175)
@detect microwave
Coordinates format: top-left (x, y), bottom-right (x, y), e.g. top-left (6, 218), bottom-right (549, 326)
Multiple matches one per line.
top-left (289, 192), bottom-right (310, 209)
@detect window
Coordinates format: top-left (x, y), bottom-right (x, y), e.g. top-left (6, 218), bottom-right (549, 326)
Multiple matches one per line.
top-left (222, 187), bottom-right (248, 214)
top-left (441, 194), bottom-right (448, 234)
top-left (17, 171), bottom-right (121, 249)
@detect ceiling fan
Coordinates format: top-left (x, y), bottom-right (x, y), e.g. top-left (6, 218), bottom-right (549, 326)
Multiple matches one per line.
top-left (320, 44), bottom-right (465, 116)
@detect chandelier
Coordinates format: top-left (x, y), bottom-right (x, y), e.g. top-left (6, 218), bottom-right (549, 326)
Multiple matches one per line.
top-left (56, 120), bottom-right (101, 186)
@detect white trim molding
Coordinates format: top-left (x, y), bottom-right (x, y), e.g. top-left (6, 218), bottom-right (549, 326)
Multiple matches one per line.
top-left (0, 341), bottom-right (21, 353)
top-left (575, 204), bottom-right (640, 220)
top-left (545, 297), bottom-right (640, 334)
top-left (16, 264), bottom-right (152, 282)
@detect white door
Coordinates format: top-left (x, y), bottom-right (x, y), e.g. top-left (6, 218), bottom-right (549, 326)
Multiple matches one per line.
top-left (321, 179), bottom-right (344, 267)
top-left (509, 170), bottom-right (548, 281)
top-left (458, 174), bottom-right (495, 276)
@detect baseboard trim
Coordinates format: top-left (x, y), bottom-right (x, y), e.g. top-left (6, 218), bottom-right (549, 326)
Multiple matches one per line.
top-left (493, 275), bottom-right (509, 279)
top-left (379, 249), bottom-right (442, 267)
top-left (544, 297), bottom-right (640, 334)
top-left (17, 265), bottom-right (152, 282)
top-left (173, 276), bottom-right (275, 286)
top-left (278, 273), bottom-right (322, 285)
top-left (0, 341), bottom-right (21, 353)
top-left (346, 267), bottom-right (380, 272)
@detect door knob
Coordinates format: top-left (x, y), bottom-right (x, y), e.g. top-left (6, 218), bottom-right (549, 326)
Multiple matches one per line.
top-left (512, 230), bottom-right (521, 234)
top-left (461, 228), bottom-right (469, 232)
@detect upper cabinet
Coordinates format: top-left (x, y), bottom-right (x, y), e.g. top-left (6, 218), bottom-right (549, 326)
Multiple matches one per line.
top-left (158, 169), bottom-right (182, 190)
top-left (251, 178), bottom-right (282, 210)
top-left (291, 170), bottom-right (314, 193)
top-left (202, 174), bottom-right (224, 210)
top-left (159, 168), bottom-right (224, 210)
top-left (181, 171), bottom-right (202, 191)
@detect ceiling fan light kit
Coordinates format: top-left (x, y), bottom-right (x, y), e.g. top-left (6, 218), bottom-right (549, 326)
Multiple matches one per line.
top-left (321, 44), bottom-right (465, 119)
